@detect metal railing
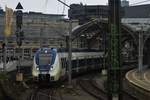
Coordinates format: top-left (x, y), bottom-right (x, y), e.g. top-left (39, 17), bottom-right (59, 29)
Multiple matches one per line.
top-left (0, 47), bottom-right (36, 63)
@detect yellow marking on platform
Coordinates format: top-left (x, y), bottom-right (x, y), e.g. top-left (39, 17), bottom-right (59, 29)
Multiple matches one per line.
top-left (126, 69), bottom-right (150, 92)
top-left (144, 70), bottom-right (150, 84)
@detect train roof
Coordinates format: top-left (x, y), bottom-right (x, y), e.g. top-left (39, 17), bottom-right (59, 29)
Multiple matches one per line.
top-left (57, 48), bottom-right (103, 52)
top-left (36, 48), bottom-right (103, 52)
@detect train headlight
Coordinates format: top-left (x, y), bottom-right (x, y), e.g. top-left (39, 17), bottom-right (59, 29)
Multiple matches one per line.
top-left (45, 50), bottom-right (48, 53)
top-left (50, 66), bottom-right (53, 71)
top-left (36, 67), bottom-right (39, 71)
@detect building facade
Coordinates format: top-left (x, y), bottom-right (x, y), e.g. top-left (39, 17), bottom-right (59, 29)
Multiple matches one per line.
top-left (0, 9), bottom-right (78, 48)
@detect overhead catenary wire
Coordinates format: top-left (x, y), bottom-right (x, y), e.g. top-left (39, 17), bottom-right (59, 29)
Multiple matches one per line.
top-left (62, 0), bottom-right (66, 14)
top-left (57, 0), bottom-right (70, 8)
top-left (42, 0), bottom-right (68, 14)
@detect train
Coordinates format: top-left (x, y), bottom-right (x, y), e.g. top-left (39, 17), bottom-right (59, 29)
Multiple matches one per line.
top-left (32, 48), bottom-right (104, 82)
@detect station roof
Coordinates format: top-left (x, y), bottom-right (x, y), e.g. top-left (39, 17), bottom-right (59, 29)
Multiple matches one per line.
top-left (123, 4), bottom-right (150, 18)
top-left (69, 4), bottom-right (150, 19)
top-left (71, 19), bottom-right (135, 41)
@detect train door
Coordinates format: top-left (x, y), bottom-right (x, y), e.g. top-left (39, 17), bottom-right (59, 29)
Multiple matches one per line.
top-left (59, 52), bottom-right (67, 78)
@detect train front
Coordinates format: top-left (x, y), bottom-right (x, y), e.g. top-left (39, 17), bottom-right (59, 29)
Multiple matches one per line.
top-left (32, 48), bottom-right (61, 82)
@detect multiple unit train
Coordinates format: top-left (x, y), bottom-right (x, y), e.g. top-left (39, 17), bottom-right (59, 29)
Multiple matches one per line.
top-left (32, 48), bottom-right (104, 81)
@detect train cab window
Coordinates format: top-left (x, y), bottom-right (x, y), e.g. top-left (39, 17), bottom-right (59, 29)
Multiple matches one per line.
top-left (39, 55), bottom-right (52, 65)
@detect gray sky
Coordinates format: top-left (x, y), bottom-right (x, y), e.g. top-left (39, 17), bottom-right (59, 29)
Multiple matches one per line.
top-left (0, 0), bottom-right (150, 16)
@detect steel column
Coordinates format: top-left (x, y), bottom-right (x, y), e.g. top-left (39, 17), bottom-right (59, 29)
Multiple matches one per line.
top-left (138, 30), bottom-right (143, 73)
top-left (108, 0), bottom-right (122, 100)
top-left (68, 19), bottom-right (72, 85)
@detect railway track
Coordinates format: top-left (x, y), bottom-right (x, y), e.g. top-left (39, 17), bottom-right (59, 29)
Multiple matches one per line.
top-left (4, 66), bottom-right (139, 100)
top-left (29, 86), bottom-right (64, 100)
top-left (77, 74), bottom-right (139, 100)
top-left (77, 78), bottom-right (107, 100)
top-left (0, 81), bottom-right (14, 100)
top-left (122, 90), bottom-right (139, 100)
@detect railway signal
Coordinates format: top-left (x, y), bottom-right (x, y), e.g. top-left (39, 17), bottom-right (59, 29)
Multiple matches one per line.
top-left (15, 2), bottom-right (24, 82)
top-left (15, 2), bottom-right (24, 47)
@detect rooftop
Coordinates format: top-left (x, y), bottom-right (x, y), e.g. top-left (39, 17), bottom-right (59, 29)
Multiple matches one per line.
top-left (123, 4), bottom-right (150, 18)
top-left (69, 4), bottom-right (150, 19)
top-left (0, 7), bottom-right (65, 17)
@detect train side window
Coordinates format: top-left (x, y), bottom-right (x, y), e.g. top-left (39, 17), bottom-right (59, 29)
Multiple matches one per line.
top-left (72, 60), bottom-right (77, 68)
top-left (61, 58), bottom-right (68, 69)
top-left (87, 58), bottom-right (92, 65)
top-left (61, 58), bottom-right (64, 68)
top-left (95, 58), bottom-right (99, 63)
top-left (61, 58), bottom-right (63, 68)
top-left (92, 58), bottom-right (95, 64)
top-left (85, 58), bottom-right (88, 66)
top-left (79, 59), bottom-right (85, 67)
top-left (92, 58), bottom-right (96, 63)
top-left (99, 57), bottom-right (102, 63)
top-left (65, 58), bottom-right (67, 69)
top-left (65, 58), bottom-right (68, 71)
top-left (76, 58), bottom-right (79, 67)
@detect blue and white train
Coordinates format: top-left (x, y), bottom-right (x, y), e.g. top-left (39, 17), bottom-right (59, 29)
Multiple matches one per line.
top-left (32, 48), bottom-right (104, 81)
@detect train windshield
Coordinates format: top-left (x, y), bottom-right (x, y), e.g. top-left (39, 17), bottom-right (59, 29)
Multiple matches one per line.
top-left (38, 53), bottom-right (52, 65)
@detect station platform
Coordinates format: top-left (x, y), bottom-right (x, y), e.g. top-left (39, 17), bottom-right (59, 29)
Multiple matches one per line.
top-left (0, 60), bottom-right (32, 72)
top-left (126, 68), bottom-right (150, 92)
top-left (0, 61), bottom-right (17, 72)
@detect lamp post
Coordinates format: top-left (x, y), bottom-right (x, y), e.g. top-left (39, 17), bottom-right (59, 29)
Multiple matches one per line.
top-left (136, 27), bottom-right (144, 76)
top-left (68, 19), bottom-right (72, 85)
top-left (57, 0), bottom-right (72, 85)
